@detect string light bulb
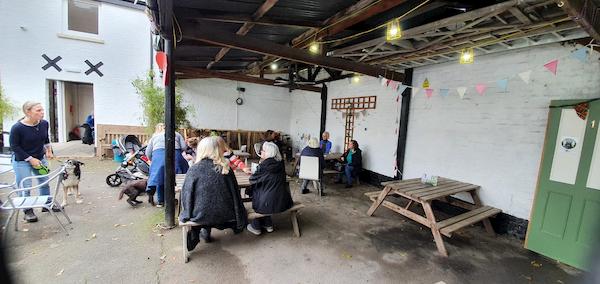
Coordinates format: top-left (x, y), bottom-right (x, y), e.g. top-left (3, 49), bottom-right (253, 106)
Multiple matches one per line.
top-left (459, 48), bottom-right (474, 64)
top-left (352, 74), bottom-right (361, 83)
top-left (386, 19), bottom-right (402, 41)
top-left (309, 41), bottom-right (321, 54)
top-left (270, 62), bottom-right (278, 71)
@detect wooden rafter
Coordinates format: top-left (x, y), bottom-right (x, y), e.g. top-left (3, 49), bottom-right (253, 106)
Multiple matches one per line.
top-left (206, 0), bottom-right (279, 69)
top-left (177, 67), bottom-right (322, 93)
top-left (560, 0), bottom-right (600, 42)
top-left (181, 23), bottom-right (405, 81)
top-left (175, 9), bottom-right (322, 29)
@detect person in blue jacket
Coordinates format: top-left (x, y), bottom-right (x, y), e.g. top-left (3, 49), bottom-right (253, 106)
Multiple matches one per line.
top-left (319, 131), bottom-right (332, 154)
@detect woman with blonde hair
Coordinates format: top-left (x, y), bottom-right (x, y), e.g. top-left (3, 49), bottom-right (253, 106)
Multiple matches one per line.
top-left (9, 101), bottom-right (57, 222)
top-left (145, 123), bottom-right (188, 206)
top-left (246, 142), bottom-right (293, 235)
top-left (180, 136), bottom-right (247, 249)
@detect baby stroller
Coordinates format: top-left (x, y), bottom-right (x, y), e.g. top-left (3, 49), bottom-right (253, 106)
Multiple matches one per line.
top-left (106, 135), bottom-right (150, 187)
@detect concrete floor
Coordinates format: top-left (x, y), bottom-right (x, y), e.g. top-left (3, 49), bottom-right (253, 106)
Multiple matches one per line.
top-left (52, 141), bottom-right (95, 158)
top-left (0, 158), bottom-right (584, 283)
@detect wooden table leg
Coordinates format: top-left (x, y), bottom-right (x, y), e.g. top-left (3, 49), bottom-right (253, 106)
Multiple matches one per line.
top-left (422, 201), bottom-right (448, 257)
top-left (470, 191), bottom-right (496, 236)
top-left (366, 186), bottom-right (392, 216)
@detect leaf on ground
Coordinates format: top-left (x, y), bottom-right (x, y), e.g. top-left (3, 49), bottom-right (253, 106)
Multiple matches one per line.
top-left (341, 252), bottom-right (352, 259)
top-left (50, 243), bottom-right (59, 249)
top-left (522, 275), bottom-right (532, 281)
top-left (56, 269), bottom-right (64, 276)
top-left (87, 202), bottom-right (92, 205)
top-left (114, 224), bottom-right (120, 227)
top-left (156, 233), bottom-right (164, 237)
top-left (557, 280), bottom-right (564, 284)
top-left (531, 260), bottom-right (542, 268)
top-left (112, 237), bottom-right (119, 241)
top-left (21, 228), bottom-right (29, 232)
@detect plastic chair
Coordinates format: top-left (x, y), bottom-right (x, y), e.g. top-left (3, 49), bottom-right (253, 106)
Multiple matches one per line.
top-left (1, 165), bottom-right (71, 242)
top-left (298, 156), bottom-right (322, 197)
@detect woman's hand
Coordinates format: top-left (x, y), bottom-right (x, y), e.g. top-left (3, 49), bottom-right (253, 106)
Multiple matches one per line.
top-left (46, 150), bottom-right (54, 160)
top-left (28, 158), bottom-right (42, 168)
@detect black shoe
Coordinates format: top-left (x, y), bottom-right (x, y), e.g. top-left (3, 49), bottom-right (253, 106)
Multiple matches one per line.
top-left (42, 206), bottom-right (62, 213)
top-left (345, 184), bottom-right (353, 188)
top-left (320, 192), bottom-right (327, 196)
top-left (301, 189), bottom-right (310, 194)
top-left (199, 228), bottom-right (212, 243)
top-left (23, 209), bottom-right (38, 223)
top-left (186, 230), bottom-right (200, 251)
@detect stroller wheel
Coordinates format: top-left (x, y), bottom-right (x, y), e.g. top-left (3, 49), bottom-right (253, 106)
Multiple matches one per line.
top-left (106, 174), bottom-right (122, 187)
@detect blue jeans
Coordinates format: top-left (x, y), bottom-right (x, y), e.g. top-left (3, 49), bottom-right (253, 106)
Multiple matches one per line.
top-left (12, 157), bottom-right (50, 197)
top-left (337, 165), bottom-right (355, 185)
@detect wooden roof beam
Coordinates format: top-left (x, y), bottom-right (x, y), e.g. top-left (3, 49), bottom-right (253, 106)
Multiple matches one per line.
top-left (182, 23), bottom-right (404, 81)
top-left (175, 10), bottom-right (322, 29)
top-left (207, 0), bottom-right (279, 69)
top-left (177, 67), bottom-right (322, 93)
top-left (560, 0), bottom-right (600, 41)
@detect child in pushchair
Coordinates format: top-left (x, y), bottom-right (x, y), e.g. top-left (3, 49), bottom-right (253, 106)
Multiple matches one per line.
top-left (106, 135), bottom-right (150, 187)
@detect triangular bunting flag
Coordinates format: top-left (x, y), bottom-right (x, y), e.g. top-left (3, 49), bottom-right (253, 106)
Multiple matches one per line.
top-left (439, 89), bottom-right (449, 97)
top-left (422, 78), bottom-right (430, 88)
top-left (543, 59), bottom-right (558, 75)
top-left (572, 48), bottom-right (589, 62)
top-left (389, 81), bottom-right (398, 89)
top-left (475, 84), bottom-right (487, 95)
top-left (575, 102), bottom-right (589, 120)
top-left (456, 87), bottom-right (467, 99)
top-left (411, 87), bottom-right (420, 98)
top-left (397, 84), bottom-right (408, 94)
top-left (380, 76), bottom-right (387, 86)
top-left (395, 95), bottom-right (400, 102)
top-left (496, 78), bottom-right (509, 92)
top-left (425, 88), bottom-right (434, 98)
top-left (385, 79), bottom-right (391, 86)
top-left (518, 70), bottom-right (531, 84)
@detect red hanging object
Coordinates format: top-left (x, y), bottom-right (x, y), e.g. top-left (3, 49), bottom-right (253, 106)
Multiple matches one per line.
top-left (575, 102), bottom-right (589, 120)
top-left (155, 52), bottom-right (168, 85)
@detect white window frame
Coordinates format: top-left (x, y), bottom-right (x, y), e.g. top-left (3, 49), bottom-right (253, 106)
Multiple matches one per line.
top-left (58, 0), bottom-right (104, 44)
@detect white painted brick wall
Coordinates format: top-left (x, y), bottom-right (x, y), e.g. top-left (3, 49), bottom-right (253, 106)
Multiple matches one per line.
top-left (326, 77), bottom-right (401, 178)
top-left (0, 0), bottom-right (150, 130)
top-left (289, 90), bottom-right (322, 154)
top-left (323, 43), bottom-right (599, 220)
top-left (178, 78), bottom-right (294, 133)
top-left (406, 43), bottom-right (600, 220)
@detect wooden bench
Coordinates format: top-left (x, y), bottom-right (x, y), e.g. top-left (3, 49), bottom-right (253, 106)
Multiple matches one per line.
top-left (365, 178), bottom-right (501, 256)
top-left (322, 169), bottom-right (360, 184)
top-left (180, 202), bottom-right (305, 263)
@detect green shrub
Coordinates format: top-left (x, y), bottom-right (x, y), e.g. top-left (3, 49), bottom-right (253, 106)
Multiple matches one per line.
top-left (132, 71), bottom-right (190, 133)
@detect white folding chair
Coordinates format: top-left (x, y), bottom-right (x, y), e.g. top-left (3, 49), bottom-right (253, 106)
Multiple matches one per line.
top-left (1, 165), bottom-right (72, 242)
top-left (298, 156), bottom-right (322, 197)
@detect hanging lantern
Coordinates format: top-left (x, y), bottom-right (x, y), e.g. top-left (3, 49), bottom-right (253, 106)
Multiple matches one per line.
top-left (270, 62), bottom-right (278, 71)
top-left (459, 48), bottom-right (474, 64)
top-left (386, 19), bottom-right (402, 41)
top-left (309, 41), bottom-right (321, 54)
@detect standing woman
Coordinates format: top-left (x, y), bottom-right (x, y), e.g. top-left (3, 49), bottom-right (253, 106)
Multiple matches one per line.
top-left (9, 101), bottom-right (55, 223)
top-left (145, 123), bottom-right (188, 207)
top-left (246, 142), bottom-right (293, 235)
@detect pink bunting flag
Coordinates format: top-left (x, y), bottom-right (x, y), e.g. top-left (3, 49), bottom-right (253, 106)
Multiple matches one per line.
top-left (390, 81), bottom-right (398, 89)
top-left (475, 84), bottom-right (487, 95)
top-left (544, 59), bottom-right (558, 75)
top-left (425, 88), bottom-right (434, 98)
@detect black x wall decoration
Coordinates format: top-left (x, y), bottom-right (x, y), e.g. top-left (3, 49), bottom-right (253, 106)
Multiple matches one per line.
top-left (41, 54), bottom-right (62, 71)
top-left (84, 60), bottom-right (104, 77)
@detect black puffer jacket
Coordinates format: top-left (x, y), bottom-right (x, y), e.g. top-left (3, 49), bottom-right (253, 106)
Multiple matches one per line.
top-left (249, 158), bottom-right (293, 214)
top-left (179, 158), bottom-right (247, 231)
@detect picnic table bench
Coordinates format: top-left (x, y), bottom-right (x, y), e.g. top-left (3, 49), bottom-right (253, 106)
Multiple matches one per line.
top-left (365, 177), bottom-right (501, 256)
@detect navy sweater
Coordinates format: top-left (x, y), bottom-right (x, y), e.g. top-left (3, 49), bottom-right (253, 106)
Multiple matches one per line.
top-left (9, 120), bottom-right (50, 161)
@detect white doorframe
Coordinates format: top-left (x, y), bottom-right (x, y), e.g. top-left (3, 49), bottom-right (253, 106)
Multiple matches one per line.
top-left (56, 81), bottom-right (67, 143)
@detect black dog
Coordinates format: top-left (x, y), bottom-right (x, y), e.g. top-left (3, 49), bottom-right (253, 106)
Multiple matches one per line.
top-left (118, 179), bottom-right (155, 207)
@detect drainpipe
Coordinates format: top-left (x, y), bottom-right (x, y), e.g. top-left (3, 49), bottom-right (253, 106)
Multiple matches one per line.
top-left (396, 68), bottom-right (413, 180)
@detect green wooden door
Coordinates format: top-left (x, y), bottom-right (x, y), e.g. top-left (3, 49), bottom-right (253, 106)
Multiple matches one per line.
top-left (526, 99), bottom-right (600, 270)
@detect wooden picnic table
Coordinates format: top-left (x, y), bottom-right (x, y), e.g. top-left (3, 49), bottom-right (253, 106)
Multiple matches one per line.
top-left (365, 177), bottom-right (501, 256)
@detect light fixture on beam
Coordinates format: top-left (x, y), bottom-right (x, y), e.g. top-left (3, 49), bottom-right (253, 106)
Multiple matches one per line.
top-left (459, 48), bottom-right (474, 64)
top-left (270, 62), bottom-right (278, 71)
top-left (386, 19), bottom-right (402, 41)
top-left (352, 73), bottom-right (361, 83)
top-left (309, 41), bottom-right (321, 54)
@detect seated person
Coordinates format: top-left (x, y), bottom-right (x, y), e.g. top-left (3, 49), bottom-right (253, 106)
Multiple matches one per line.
top-left (247, 142), bottom-right (293, 235)
top-left (182, 137), bottom-right (199, 166)
top-left (320, 131), bottom-right (332, 154)
top-left (217, 137), bottom-right (251, 174)
top-left (336, 140), bottom-right (362, 188)
top-left (299, 137), bottom-right (325, 195)
top-left (179, 136), bottom-right (247, 250)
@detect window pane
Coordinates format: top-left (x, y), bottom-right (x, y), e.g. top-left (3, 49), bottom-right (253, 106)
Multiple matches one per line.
top-left (68, 0), bottom-right (98, 34)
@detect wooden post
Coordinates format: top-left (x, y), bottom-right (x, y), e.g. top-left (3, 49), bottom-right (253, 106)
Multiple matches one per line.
top-left (163, 0), bottom-right (176, 228)
top-left (319, 84), bottom-right (327, 137)
top-left (396, 68), bottom-right (412, 180)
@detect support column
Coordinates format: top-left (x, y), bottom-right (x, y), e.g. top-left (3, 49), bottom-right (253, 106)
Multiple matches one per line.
top-left (396, 68), bottom-right (413, 180)
top-left (163, 0), bottom-right (176, 228)
top-left (319, 84), bottom-right (328, 136)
